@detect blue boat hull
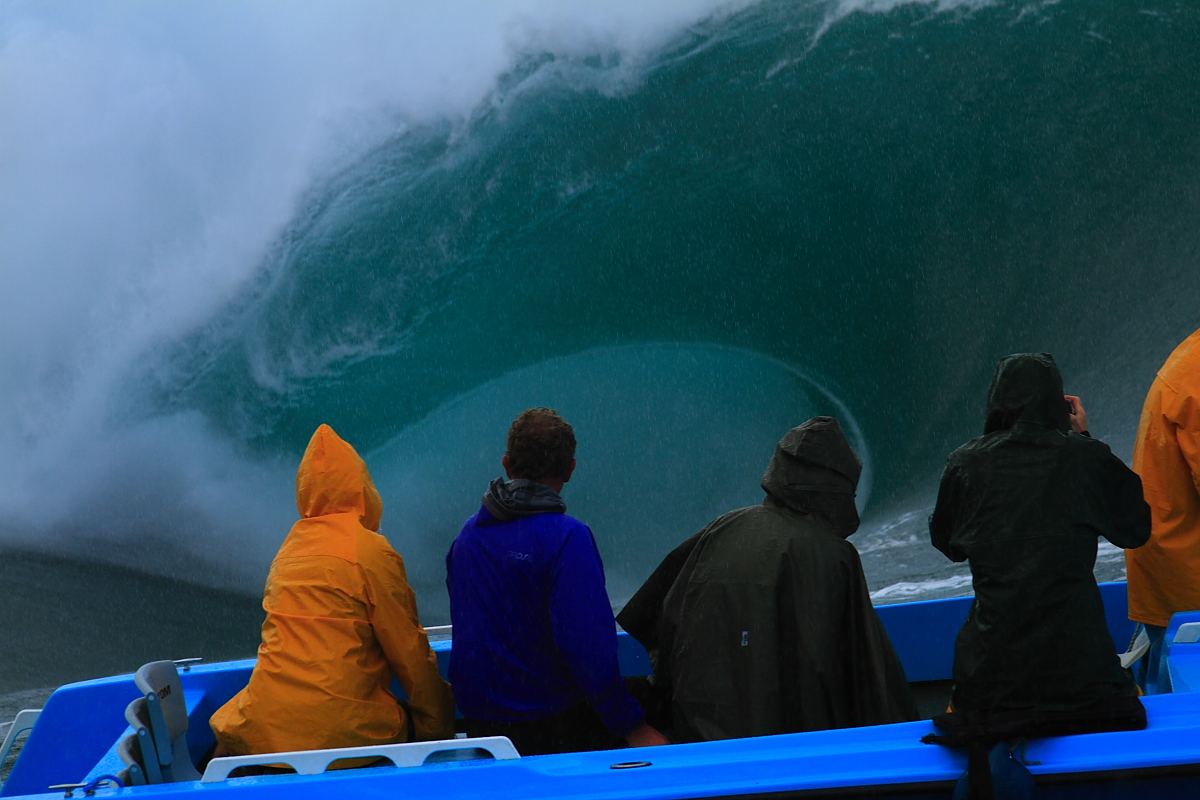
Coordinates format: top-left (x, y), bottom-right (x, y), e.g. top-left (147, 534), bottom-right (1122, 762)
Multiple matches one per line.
top-left (6, 582), bottom-right (1200, 799)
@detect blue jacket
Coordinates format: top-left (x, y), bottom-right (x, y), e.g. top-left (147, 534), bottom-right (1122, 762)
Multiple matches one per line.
top-left (446, 481), bottom-right (643, 736)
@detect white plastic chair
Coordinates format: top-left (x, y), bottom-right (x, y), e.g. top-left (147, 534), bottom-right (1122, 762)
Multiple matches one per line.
top-left (0, 709), bottom-right (40, 772)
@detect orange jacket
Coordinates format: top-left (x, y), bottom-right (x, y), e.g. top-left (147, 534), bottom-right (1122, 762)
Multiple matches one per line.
top-left (210, 424), bottom-right (455, 755)
top-left (1127, 328), bottom-right (1200, 627)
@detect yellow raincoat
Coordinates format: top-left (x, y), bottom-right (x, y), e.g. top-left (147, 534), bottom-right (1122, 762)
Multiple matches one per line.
top-left (1127, 328), bottom-right (1200, 627)
top-left (210, 424), bottom-right (455, 755)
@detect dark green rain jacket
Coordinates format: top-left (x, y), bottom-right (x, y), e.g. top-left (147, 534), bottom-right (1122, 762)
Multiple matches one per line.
top-left (930, 353), bottom-right (1150, 714)
top-left (618, 417), bottom-right (916, 743)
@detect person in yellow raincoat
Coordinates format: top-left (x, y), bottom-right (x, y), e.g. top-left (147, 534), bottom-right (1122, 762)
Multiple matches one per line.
top-left (210, 424), bottom-right (455, 757)
top-left (1127, 327), bottom-right (1200, 684)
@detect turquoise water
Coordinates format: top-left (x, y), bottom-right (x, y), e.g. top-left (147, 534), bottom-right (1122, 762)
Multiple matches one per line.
top-left (144, 0), bottom-right (1200, 616)
top-left (4, 0), bottom-right (1200, 633)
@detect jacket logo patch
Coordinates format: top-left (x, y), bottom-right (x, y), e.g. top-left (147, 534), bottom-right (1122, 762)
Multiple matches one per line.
top-left (508, 551), bottom-right (532, 562)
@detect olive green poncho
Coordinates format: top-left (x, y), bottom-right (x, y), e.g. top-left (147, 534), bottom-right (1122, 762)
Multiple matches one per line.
top-left (618, 417), bottom-right (916, 742)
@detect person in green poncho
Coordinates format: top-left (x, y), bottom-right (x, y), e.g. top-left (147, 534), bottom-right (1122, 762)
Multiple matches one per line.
top-left (618, 416), bottom-right (916, 742)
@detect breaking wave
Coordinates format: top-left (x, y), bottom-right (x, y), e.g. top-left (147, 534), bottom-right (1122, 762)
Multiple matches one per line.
top-left (2, 0), bottom-right (1199, 620)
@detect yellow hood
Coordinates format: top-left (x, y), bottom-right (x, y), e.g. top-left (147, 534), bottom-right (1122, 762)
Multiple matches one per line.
top-left (295, 424), bottom-right (383, 531)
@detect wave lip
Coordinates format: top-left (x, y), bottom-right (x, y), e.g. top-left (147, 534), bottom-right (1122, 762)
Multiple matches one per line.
top-left (367, 340), bottom-right (869, 623)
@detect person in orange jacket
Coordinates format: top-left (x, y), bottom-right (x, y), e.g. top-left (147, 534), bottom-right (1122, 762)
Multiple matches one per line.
top-left (1127, 327), bottom-right (1200, 684)
top-left (210, 424), bottom-right (455, 758)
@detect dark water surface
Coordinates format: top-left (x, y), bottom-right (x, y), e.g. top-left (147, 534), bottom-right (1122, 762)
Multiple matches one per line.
top-left (0, 551), bottom-right (261, 695)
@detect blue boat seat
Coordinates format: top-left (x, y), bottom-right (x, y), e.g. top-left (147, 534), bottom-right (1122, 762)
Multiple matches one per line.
top-left (123, 661), bottom-right (202, 783)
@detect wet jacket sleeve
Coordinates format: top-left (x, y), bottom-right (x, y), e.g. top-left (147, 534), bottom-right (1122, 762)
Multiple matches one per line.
top-left (364, 549), bottom-right (456, 741)
top-left (615, 528), bottom-right (704, 674)
top-left (549, 526), bottom-right (645, 738)
top-left (930, 460), bottom-right (966, 562)
top-left (1094, 443), bottom-right (1152, 550)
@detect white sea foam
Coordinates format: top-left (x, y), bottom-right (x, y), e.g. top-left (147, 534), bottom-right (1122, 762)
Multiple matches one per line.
top-left (855, 509), bottom-right (929, 554)
top-left (870, 573), bottom-right (974, 603)
top-left (0, 1), bottom-right (749, 584)
top-left (1095, 540), bottom-right (1128, 584)
top-left (818, 0), bottom-right (999, 39)
top-left (763, 0), bottom-right (1003, 76)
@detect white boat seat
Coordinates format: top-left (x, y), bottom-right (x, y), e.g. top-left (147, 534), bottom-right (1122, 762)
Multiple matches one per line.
top-left (1174, 623), bottom-right (1200, 644)
top-left (0, 709), bottom-right (40, 769)
top-left (201, 736), bottom-right (520, 783)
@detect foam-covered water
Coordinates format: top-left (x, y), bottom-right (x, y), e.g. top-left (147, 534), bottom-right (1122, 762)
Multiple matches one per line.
top-left (2, 0), bottom-right (1199, 670)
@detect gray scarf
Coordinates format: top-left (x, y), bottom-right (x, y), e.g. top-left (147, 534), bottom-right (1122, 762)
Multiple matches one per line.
top-left (481, 477), bottom-right (567, 522)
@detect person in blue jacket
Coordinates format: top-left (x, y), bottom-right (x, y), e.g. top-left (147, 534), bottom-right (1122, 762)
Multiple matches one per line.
top-left (447, 407), bottom-right (670, 755)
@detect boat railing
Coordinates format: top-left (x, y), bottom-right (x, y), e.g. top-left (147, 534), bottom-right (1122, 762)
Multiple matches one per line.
top-left (200, 736), bottom-right (519, 783)
top-left (0, 710), bottom-right (41, 780)
top-left (425, 625), bottom-right (452, 640)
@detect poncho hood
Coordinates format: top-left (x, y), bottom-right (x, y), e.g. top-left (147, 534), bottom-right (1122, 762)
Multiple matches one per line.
top-left (481, 477), bottom-right (567, 522)
top-left (295, 424), bottom-right (383, 531)
top-left (760, 416), bottom-right (862, 538)
top-left (984, 352), bottom-right (1071, 434)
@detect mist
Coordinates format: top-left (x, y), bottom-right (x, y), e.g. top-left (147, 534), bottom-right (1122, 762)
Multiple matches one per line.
top-left (0, 0), bottom-right (746, 587)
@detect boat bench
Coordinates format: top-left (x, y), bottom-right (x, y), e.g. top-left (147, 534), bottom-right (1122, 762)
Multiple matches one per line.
top-left (200, 736), bottom-right (519, 782)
